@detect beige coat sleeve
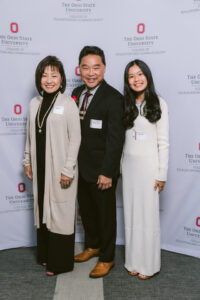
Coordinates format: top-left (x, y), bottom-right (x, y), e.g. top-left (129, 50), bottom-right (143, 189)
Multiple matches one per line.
top-left (156, 98), bottom-right (169, 181)
top-left (61, 98), bottom-right (81, 178)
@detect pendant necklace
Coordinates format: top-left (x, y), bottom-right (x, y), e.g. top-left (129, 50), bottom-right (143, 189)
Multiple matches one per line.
top-left (37, 91), bottom-right (59, 133)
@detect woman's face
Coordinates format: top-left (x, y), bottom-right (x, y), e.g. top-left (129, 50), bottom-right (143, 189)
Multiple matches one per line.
top-left (41, 65), bottom-right (62, 94)
top-left (128, 64), bottom-right (148, 94)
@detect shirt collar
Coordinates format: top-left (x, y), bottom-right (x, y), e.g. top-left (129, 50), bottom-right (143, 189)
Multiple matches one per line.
top-left (82, 82), bottom-right (101, 96)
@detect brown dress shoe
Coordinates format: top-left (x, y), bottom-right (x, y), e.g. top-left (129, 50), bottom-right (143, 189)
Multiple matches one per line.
top-left (89, 261), bottom-right (115, 278)
top-left (74, 248), bottom-right (100, 262)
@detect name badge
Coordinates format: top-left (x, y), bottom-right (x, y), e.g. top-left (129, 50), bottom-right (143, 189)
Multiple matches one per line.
top-left (136, 131), bottom-right (147, 140)
top-left (90, 119), bottom-right (102, 129)
top-left (53, 106), bottom-right (64, 115)
top-left (132, 129), bottom-right (147, 140)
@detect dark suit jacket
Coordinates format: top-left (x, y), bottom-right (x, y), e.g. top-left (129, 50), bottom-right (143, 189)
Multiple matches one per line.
top-left (72, 80), bottom-right (125, 183)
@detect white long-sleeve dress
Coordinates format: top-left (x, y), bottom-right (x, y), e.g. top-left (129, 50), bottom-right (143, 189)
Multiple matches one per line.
top-left (121, 98), bottom-right (169, 276)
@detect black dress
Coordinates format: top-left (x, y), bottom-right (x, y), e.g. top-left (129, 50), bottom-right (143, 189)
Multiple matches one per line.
top-left (35, 90), bottom-right (74, 274)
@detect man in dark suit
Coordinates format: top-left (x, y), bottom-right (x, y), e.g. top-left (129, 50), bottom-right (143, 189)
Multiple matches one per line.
top-left (72, 46), bottom-right (124, 278)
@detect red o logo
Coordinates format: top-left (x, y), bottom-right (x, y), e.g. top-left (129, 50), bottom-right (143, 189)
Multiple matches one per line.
top-left (75, 66), bottom-right (80, 76)
top-left (137, 23), bottom-right (145, 34)
top-left (18, 182), bottom-right (25, 193)
top-left (10, 22), bottom-right (18, 33)
top-left (196, 217), bottom-right (200, 227)
top-left (14, 104), bottom-right (22, 115)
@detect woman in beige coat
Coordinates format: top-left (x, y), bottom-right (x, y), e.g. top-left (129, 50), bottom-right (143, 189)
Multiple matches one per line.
top-left (23, 56), bottom-right (81, 275)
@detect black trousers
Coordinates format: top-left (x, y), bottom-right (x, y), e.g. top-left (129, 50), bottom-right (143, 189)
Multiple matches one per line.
top-left (78, 174), bottom-right (117, 262)
top-left (37, 225), bottom-right (74, 274)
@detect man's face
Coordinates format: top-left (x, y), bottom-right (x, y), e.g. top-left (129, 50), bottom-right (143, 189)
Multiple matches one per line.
top-left (79, 54), bottom-right (106, 89)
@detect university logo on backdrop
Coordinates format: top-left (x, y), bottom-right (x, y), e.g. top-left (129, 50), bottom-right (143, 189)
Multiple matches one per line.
top-left (0, 109), bottom-right (26, 136)
top-left (10, 22), bottom-right (18, 33)
top-left (75, 66), bottom-right (81, 77)
top-left (116, 22), bottom-right (165, 57)
top-left (178, 72), bottom-right (200, 95)
top-left (177, 144), bottom-right (200, 174)
top-left (18, 183), bottom-right (26, 193)
top-left (176, 216), bottom-right (200, 249)
top-left (196, 217), bottom-right (200, 227)
top-left (137, 23), bottom-right (145, 34)
top-left (65, 66), bottom-right (82, 94)
top-left (54, 0), bottom-right (103, 22)
top-left (1, 181), bottom-right (34, 213)
top-left (180, 0), bottom-right (200, 14)
top-left (0, 84), bottom-right (26, 136)
top-left (14, 104), bottom-right (22, 115)
top-left (0, 21), bottom-right (39, 56)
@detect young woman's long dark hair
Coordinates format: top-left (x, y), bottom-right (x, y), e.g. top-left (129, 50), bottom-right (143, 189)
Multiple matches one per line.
top-left (123, 60), bottom-right (161, 129)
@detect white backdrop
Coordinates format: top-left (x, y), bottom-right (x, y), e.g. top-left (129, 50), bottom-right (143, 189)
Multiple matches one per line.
top-left (0, 0), bottom-right (200, 258)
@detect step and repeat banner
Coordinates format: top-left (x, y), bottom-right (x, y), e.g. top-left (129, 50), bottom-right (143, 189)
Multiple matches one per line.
top-left (0, 0), bottom-right (200, 258)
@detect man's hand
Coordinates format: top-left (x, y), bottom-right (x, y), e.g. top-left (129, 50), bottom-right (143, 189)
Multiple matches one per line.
top-left (25, 165), bottom-right (33, 180)
top-left (97, 175), bottom-right (112, 190)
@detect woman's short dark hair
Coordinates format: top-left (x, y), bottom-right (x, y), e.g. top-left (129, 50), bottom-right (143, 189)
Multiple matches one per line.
top-left (123, 59), bottom-right (161, 129)
top-left (79, 46), bottom-right (106, 65)
top-left (35, 55), bottom-right (66, 95)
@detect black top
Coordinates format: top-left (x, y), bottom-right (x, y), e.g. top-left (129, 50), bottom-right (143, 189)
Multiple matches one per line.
top-left (35, 90), bottom-right (59, 222)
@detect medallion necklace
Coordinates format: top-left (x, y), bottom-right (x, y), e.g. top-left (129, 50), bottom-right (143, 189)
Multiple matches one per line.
top-left (37, 91), bottom-right (59, 133)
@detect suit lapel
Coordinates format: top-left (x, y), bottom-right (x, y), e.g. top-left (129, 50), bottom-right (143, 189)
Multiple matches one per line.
top-left (77, 86), bottom-right (85, 99)
top-left (73, 85), bottom-right (85, 107)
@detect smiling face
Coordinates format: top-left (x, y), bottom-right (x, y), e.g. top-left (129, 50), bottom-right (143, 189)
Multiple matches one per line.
top-left (128, 64), bottom-right (148, 95)
top-left (79, 54), bottom-right (106, 89)
top-left (41, 65), bottom-right (62, 94)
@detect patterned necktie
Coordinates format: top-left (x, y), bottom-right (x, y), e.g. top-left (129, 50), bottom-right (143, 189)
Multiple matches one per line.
top-left (79, 91), bottom-right (91, 120)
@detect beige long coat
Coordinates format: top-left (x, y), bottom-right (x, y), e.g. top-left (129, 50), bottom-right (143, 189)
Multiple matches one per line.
top-left (23, 93), bottom-right (81, 235)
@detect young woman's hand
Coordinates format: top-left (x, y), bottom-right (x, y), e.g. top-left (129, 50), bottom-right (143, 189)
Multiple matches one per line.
top-left (154, 180), bottom-right (165, 193)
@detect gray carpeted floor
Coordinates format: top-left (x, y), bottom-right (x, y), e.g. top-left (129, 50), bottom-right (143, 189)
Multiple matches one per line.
top-left (103, 246), bottom-right (200, 300)
top-left (0, 247), bottom-right (56, 300)
top-left (0, 245), bottom-right (200, 300)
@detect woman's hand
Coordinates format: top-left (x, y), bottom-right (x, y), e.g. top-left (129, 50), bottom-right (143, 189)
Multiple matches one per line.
top-left (154, 180), bottom-right (165, 193)
top-left (60, 174), bottom-right (72, 188)
top-left (25, 165), bottom-right (33, 180)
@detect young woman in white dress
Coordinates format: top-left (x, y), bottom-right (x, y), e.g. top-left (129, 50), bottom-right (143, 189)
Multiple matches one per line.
top-left (121, 60), bottom-right (169, 279)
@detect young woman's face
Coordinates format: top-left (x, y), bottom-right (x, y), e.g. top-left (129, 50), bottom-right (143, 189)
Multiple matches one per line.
top-left (41, 66), bottom-right (62, 94)
top-left (128, 64), bottom-right (148, 94)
